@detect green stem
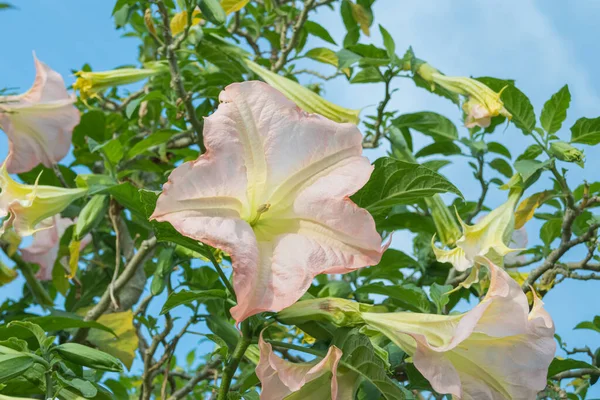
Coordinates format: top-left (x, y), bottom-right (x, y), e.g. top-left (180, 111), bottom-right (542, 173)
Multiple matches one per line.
top-left (266, 340), bottom-right (324, 357)
top-left (13, 253), bottom-right (53, 307)
top-left (208, 251), bottom-right (237, 302)
top-left (217, 321), bottom-right (251, 400)
top-left (45, 370), bottom-right (54, 399)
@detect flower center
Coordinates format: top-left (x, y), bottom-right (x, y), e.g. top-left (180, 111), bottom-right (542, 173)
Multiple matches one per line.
top-left (248, 203), bottom-right (270, 227)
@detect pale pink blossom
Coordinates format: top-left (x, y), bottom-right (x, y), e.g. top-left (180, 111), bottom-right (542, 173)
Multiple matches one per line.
top-left (362, 259), bottom-right (556, 400)
top-left (0, 55), bottom-right (79, 173)
top-left (256, 333), bottom-right (344, 400)
top-left (21, 215), bottom-right (91, 281)
top-left (151, 81), bottom-right (382, 322)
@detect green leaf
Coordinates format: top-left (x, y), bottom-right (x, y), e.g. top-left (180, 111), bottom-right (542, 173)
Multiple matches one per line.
top-left (502, 85), bottom-right (536, 135)
top-left (516, 144), bottom-right (543, 161)
top-left (540, 85), bottom-right (571, 134)
top-left (352, 158), bottom-right (462, 213)
top-left (378, 25), bottom-right (395, 59)
top-left (574, 316), bottom-right (600, 334)
top-left (360, 249), bottom-right (418, 282)
top-left (6, 322), bottom-right (46, 351)
top-left (514, 159), bottom-right (551, 182)
top-left (56, 373), bottom-right (98, 398)
top-left (415, 141), bottom-right (461, 158)
top-left (86, 311), bottom-right (137, 370)
top-left (0, 354), bottom-right (34, 384)
top-left (337, 49), bottom-right (361, 69)
top-left (351, 67), bottom-right (383, 84)
top-left (127, 130), bottom-right (176, 158)
top-left (487, 142), bottom-right (511, 159)
top-left (304, 48), bottom-right (338, 67)
top-left (304, 21), bottom-right (337, 45)
top-left (489, 158), bottom-right (513, 178)
top-left (392, 111), bottom-right (458, 141)
top-left (570, 116), bottom-right (600, 145)
top-left (547, 357), bottom-right (598, 377)
top-left (540, 218), bottom-right (562, 246)
top-left (332, 329), bottom-right (411, 400)
top-left (477, 77), bottom-right (535, 134)
top-left (160, 289), bottom-right (227, 314)
top-left (23, 316), bottom-right (115, 336)
top-left (356, 283), bottom-right (431, 313)
top-left (198, 0), bottom-right (226, 25)
top-left (430, 283), bottom-right (452, 314)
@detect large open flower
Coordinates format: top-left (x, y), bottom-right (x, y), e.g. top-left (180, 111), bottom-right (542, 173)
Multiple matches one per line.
top-left (361, 260), bottom-right (555, 400)
top-left (432, 189), bottom-right (522, 271)
top-left (21, 215), bottom-right (91, 281)
top-left (0, 164), bottom-right (87, 236)
top-left (0, 55), bottom-right (79, 174)
top-left (257, 333), bottom-right (346, 400)
top-left (151, 81), bottom-right (382, 322)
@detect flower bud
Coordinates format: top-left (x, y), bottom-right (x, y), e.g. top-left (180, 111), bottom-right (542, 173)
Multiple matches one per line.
top-left (426, 195), bottom-right (462, 246)
top-left (53, 343), bottom-right (123, 372)
top-left (244, 59), bottom-right (360, 124)
top-left (277, 297), bottom-right (369, 327)
top-left (549, 141), bottom-right (584, 167)
top-left (73, 63), bottom-right (168, 100)
top-left (73, 195), bottom-right (109, 241)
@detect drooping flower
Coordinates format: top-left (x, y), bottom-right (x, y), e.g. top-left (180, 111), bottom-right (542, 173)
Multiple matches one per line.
top-left (73, 63), bottom-right (168, 100)
top-left (21, 215), bottom-right (91, 281)
top-left (432, 189), bottom-right (522, 271)
top-left (256, 333), bottom-right (346, 400)
top-left (244, 60), bottom-right (361, 124)
top-left (416, 63), bottom-right (511, 128)
top-left (151, 81), bottom-right (383, 322)
top-left (0, 55), bottom-right (80, 174)
top-left (361, 260), bottom-right (556, 400)
top-left (0, 164), bottom-right (87, 236)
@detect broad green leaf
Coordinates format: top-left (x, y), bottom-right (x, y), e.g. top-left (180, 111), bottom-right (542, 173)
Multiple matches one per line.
top-left (352, 158), bottom-right (462, 213)
top-left (56, 373), bottom-right (98, 398)
top-left (24, 316), bottom-right (115, 336)
top-left (160, 289), bottom-right (227, 314)
top-left (304, 21), bottom-right (337, 45)
top-left (6, 322), bottom-right (46, 351)
top-left (304, 48), bottom-right (338, 67)
top-left (415, 141), bottom-right (461, 158)
top-left (221, 0), bottom-right (249, 14)
top-left (392, 112), bottom-right (458, 141)
top-left (332, 329), bottom-right (411, 399)
top-left (0, 354), bottom-right (34, 384)
top-left (514, 191), bottom-right (554, 229)
top-left (514, 159), bottom-right (551, 182)
top-left (86, 311), bottom-right (138, 370)
top-left (516, 144), bottom-right (543, 161)
top-left (540, 85), bottom-right (571, 134)
top-left (547, 357), bottom-right (598, 377)
top-left (487, 142), bottom-right (511, 159)
top-left (502, 85), bottom-right (536, 135)
top-left (489, 158), bottom-right (513, 178)
top-left (337, 49), bottom-right (362, 69)
top-left (360, 249), bottom-right (418, 282)
top-left (570, 116), bottom-right (600, 145)
top-left (351, 67), bottom-right (383, 84)
top-left (199, 0), bottom-right (226, 25)
top-left (574, 316), bottom-right (600, 334)
top-left (430, 283), bottom-right (452, 314)
top-left (379, 25), bottom-right (395, 59)
top-left (478, 77), bottom-right (535, 135)
top-left (127, 130), bottom-right (175, 158)
top-left (540, 218), bottom-right (562, 246)
top-left (356, 283), bottom-right (431, 313)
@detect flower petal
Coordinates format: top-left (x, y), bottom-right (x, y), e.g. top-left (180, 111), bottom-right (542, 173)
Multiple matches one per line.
top-left (152, 81), bottom-right (381, 322)
top-left (257, 332), bottom-right (342, 400)
top-left (21, 216), bottom-right (72, 280)
top-left (0, 55), bottom-right (79, 173)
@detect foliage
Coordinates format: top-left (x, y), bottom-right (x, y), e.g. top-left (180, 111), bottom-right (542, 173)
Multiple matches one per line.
top-left (0, 0), bottom-right (599, 399)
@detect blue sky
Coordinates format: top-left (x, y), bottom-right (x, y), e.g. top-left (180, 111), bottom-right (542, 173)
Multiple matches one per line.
top-left (1, 0), bottom-right (599, 396)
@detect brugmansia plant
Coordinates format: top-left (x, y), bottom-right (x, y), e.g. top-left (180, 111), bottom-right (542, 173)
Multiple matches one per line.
top-left (0, 0), bottom-right (599, 399)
